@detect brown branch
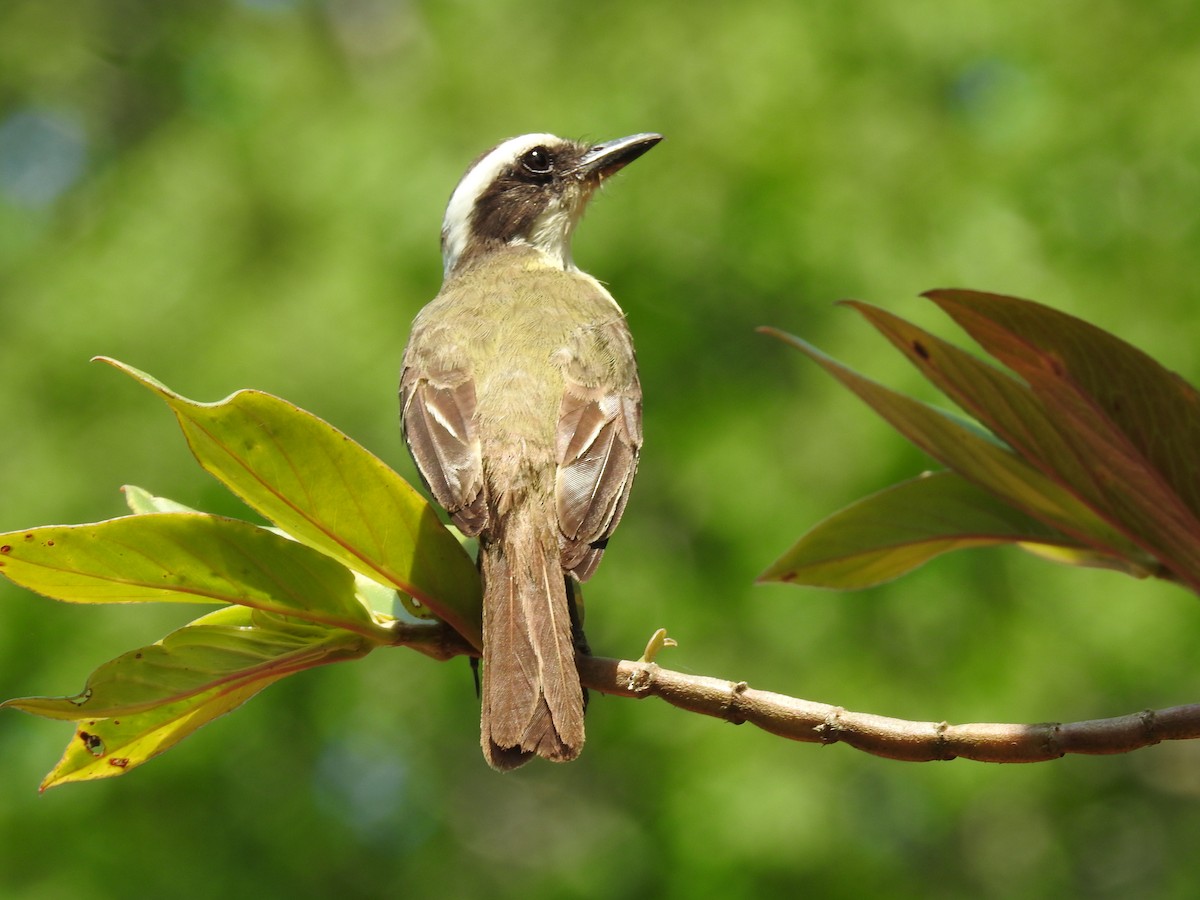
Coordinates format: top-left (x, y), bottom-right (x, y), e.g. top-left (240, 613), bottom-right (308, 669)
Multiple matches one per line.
top-left (577, 655), bottom-right (1200, 762)
top-left (390, 623), bottom-right (1200, 761)
top-left (382, 620), bottom-right (478, 661)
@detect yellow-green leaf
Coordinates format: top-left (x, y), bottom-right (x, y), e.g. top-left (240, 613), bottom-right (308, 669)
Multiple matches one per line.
top-left (122, 484), bottom-right (197, 515)
top-left (5, 606), bottom-right (374, 788)
top-left (760, 470), bottom-right (1139, 589)
top-left (99, 359), bottom-right (481, 647)
top-left (40, 678), bottom-right (277, 789)
top-left (6, 605), bottom-right (370, 718)
top-left (0, 513), bottom-right (381, 636)
top-left (120, 485), bottom-right (425, 621)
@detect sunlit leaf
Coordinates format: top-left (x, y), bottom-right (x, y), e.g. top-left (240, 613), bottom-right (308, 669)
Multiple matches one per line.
top-left (1016, 542), bottom-right (1156, 577)
top-left (759, 470), bottom-right (1139, 589)
top-left (99, 359), bottom-right (482, 647)
top-left (122, 484), bottom-right (198, 515)
top-left (120, 485), bottom-right (426, 621)
top-left (4, 605), bottom-right (374, 788)
top-left (0, 513), bottom-right (381, 636)
top-left (5, 605), bottom-right (370, 720)
top-left (37, 678), bottom-right (277, 789)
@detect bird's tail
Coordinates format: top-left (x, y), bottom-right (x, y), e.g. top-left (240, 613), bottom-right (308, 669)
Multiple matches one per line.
top-left (479, 502), bottom-right (585, 770)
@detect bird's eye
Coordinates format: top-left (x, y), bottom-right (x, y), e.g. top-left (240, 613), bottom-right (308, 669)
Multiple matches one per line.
top-left (520, 146), bottom-right (553, 175)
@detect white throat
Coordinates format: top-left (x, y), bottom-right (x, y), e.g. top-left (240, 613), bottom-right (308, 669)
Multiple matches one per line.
top-left (524, 203), bottom-right (578, 270)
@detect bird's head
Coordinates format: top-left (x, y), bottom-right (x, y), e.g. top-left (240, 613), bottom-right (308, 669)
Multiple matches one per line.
top-left (440, 132), bottom-right (661, 276)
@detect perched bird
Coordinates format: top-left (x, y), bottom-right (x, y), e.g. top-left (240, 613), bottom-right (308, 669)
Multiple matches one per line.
top-left (400, 132), bottom-right (660, 769)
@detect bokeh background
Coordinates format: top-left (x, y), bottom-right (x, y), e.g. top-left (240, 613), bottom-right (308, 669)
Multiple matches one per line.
top-left (4, 1), bottom-right (1200, 897)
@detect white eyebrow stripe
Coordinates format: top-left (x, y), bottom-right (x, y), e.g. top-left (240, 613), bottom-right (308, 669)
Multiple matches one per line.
top-left (441, 133), bottom-right (560, 275)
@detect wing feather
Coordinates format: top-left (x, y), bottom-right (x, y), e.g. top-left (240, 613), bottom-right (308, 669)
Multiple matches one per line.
top-left (400, 366), bottom-right (488, 535)
top-left (554, 318), bottom-right (642, 580)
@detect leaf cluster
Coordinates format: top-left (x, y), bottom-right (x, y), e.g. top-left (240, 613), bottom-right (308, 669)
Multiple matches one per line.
top-left (762, 290), bottom-right (1200, 594)
top-left (0, 360), bottom-right (478, 789)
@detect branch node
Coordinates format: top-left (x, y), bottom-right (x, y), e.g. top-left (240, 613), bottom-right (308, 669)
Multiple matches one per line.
top-left (1042, 722), bottom-right (1065, 759)
top-left (1139, 708), bottom-right (1161, 745)
top-left (933, 720), bottom-right (951, 760)
top-left (724, 681), bottom-right (750, 725)
top-left (815, 707), bottom-right (846, 745)
top-left (625, 661), bottom-right (656, 695)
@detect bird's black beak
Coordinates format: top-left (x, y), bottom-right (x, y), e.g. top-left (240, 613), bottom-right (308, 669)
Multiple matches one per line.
top-left (577, 133), bottom-right (663, 181)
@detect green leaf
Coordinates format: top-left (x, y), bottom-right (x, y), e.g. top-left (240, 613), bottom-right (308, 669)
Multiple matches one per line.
top-left (923, 290), bottom-right (1200, 592)
top-left (99, 359), bottom-right (482, 648)
top-left (0, 514), bottom-right (381, 636)
top-left (122, 484), bottom-right (198, 515)
top-left (759, 470), bottom-right (1138, 589)
top-left (121, 485), bottom-right (426, 621)
top-left (1016, 542), bottom-right (1156, 576)
top-left (840, 301), bottom-right (1149, 563)
top-left (36, 678), bottom-right (278, 789)
top-left (5, 605), bottom-right (370, 720)
top-left (759, 328), bottom-right (1141, 554)
top-left (5, 606), bottom-right (374, 789)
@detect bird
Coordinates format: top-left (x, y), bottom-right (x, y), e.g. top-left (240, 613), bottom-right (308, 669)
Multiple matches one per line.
top-left (400, 132), bottom-right (660, 769)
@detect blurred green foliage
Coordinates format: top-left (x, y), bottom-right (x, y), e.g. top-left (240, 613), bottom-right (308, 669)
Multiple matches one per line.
top-left (4, 1), bottom-right (1200, 897)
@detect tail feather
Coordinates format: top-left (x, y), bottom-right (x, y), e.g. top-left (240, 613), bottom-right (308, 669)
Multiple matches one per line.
top-left (480, 504), bottom-right (585, 770)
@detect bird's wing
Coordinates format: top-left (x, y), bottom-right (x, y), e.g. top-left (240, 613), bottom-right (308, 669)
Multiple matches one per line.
top-left (555, 317), bottom-right (642, 580)
top-left (400, 364), bottom-right (489, 536)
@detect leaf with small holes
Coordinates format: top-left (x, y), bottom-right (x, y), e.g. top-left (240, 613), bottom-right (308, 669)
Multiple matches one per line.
top-left (10, 603), bottom-right (372, 789)
top-left (5, 605), bottom-right (370, 723)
